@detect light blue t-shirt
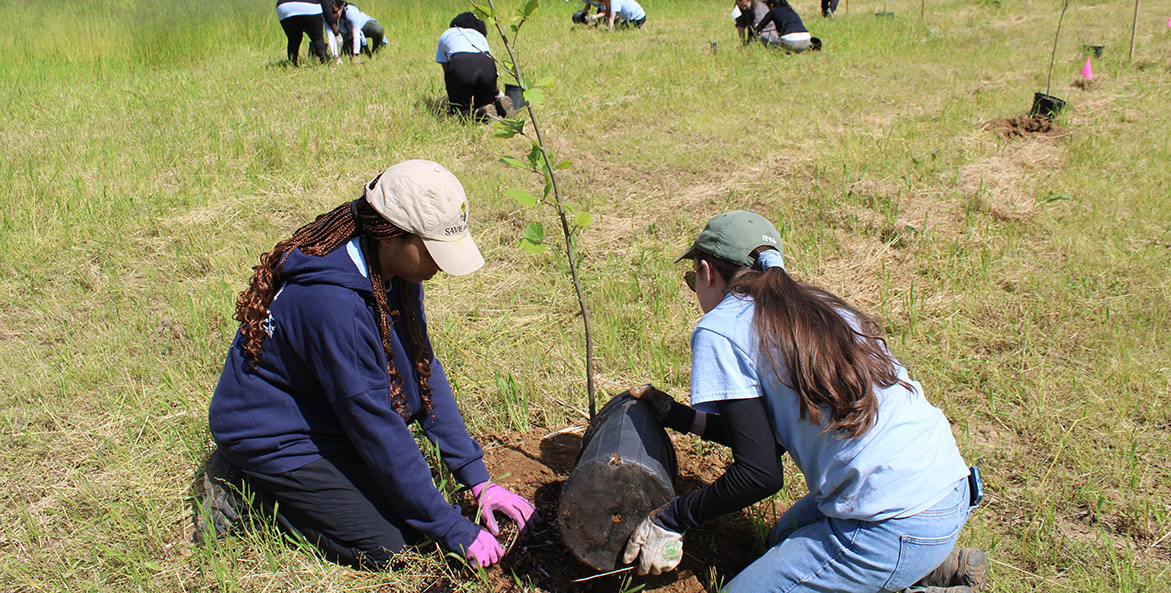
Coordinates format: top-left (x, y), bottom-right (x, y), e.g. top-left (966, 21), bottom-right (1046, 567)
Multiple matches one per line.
top-left (342, 5), bottom-right (375, 32)
top-left (611, 0), bottom-right (646, 21)
top-left (689, 293), bottom-right (969, 521)
top-left (435, 27), bottom-right (491, 63)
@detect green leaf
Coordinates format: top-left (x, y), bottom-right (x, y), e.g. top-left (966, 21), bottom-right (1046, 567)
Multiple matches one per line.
top-left (505, 188), bottom-right (538, 207)
top-left (500, 156), bottom-right (528, 170)
top-left (574, 209), bottom-right (593, 229)
top-left (521, 0), bottom-right (541, 18)
top-left (527, 144), bottom-right (544, 170)
top-left (554, 159), bottom-right (572, 170)
top-left (1040, 194), bottom-right (1072, 204)
top-left (493, 121), bottom-right (519, 139)
top-left (519, 222), bottom-right (547, 254)
top-left (518, 238), bottom-right (548, 254)
top-left (472, 3), bottom-right (493, 18)
top-left (523, 221), bottom-right (545, 243)
top-left (536, 75), bottom-right (557, 89)
top-left (543, 179), bottom-right (553, 198)
top-left (523, 87), bottom-right (545, 107)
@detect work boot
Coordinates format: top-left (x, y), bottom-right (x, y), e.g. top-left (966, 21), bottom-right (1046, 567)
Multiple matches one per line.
top-left (494, 95), bottom-right (514, 118)
top-left (193, 449), bottom-right (246, 544)
top-left (913, 548), bottom-right (990, 591)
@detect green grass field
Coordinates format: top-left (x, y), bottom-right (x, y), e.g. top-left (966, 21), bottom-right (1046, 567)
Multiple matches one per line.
top-left (1, 0), bottom-right (1169, 590)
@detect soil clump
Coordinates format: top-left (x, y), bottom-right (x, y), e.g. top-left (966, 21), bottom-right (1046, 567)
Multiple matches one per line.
top-left (448, 427), bottom-right (764, 593)
top-left (984, 115), bottom-right (1067, 140)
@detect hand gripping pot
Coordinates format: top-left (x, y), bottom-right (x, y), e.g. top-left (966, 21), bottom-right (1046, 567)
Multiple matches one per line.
top-left (559, 392), bottom-right (678, 571)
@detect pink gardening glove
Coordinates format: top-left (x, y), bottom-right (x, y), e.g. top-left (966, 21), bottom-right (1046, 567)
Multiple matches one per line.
top-left (471, 481), bottom-right (539, 536)
top-left (464, 528), bottom-right (503, 568)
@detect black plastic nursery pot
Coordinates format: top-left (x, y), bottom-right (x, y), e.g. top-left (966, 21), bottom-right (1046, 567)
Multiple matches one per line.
top-left (558, 391), bottom-right (678, 572)
top-left (1085, 44), bottom-right (1104, 58)
top-left (875, 11), bottom-right (896, 17)
top-left (505, 84), bottom-right (526, 111)
top-left (1031, 92), bottom-right (1066, 120)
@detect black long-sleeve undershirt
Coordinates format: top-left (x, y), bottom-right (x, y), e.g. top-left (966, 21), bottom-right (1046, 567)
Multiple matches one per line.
top-left (656, 397), bottom-right (784, 532)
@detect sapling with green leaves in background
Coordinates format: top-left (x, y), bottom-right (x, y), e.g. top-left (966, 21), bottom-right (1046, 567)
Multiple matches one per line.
top-left (472, 0), bottom-right (599, 418)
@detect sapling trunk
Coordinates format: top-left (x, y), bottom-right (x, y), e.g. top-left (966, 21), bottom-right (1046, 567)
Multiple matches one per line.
top-left (481, 0), bottom-right (598, 419)
top-left (1129, 0), bottom-right (1140, 63)
top-left (1045, 0), bottom-right (1072, 95)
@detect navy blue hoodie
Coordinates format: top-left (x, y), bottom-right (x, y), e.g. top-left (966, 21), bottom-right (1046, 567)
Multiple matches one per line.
top-left (208, 237), bottom-right (490, 553)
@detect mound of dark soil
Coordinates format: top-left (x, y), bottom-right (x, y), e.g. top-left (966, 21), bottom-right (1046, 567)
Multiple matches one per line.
top-left (449, 428), bottom-right (764, 593)
top-left (984, 115), bottom-right (1067, 140)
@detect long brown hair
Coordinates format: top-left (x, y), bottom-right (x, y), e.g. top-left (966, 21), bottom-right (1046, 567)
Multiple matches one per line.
top-left (699, 249), bottom-right (907, 438)
top-left (234, 197), bottom-right (434, 419)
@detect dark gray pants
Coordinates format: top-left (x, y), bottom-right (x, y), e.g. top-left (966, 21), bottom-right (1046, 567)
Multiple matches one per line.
top-left (242, 455), bottom-right (422, 570)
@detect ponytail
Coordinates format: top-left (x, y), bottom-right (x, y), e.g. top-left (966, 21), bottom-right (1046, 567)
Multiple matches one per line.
top-left (698, 248), bottom-right (906, 438)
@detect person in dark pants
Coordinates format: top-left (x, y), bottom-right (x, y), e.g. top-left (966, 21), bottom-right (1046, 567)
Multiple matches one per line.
top-left (732, 0), bottom-right (778, 46)
top-left (205, 161), bottom-right (538, 570)
top-left (276, 0), bottom-right (338, 65)
top-left (332, 0), bottom-right (386, 58)
top-left (435, 13), bottom-right (510, 119)
top-left (754, 0), bottom-right (811, 53)
top-left (822, 0), bottom-right (840, 18)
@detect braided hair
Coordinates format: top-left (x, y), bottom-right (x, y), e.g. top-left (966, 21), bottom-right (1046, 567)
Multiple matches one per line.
top-left (233, 194), bottom-right (435, 419)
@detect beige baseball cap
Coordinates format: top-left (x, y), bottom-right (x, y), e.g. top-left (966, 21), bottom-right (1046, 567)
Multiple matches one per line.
top-left (364, 160), bottom-right (485, 276)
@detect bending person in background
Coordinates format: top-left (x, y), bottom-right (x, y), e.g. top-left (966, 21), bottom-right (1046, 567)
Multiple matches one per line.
top-left (754, 0), bottom-right (811, 53)
top-left (621, 210), bottom-right (989, 592)
top-left (822, 0), bottom-right (840, 18)
top-left (732, 0), bottom-right (777, 46)
top-left (435, 13), bottom-right (510, 119)
top-left (572, 0), bottom-right (606, 26)
top-left (276, 0), bottom-right (338, 65)
top-left (587, 0), bottom-right (646, 30)
top-left (205, 160), bottom-right (538, 570)
top-left (333, 0), bottom-right (386, 59)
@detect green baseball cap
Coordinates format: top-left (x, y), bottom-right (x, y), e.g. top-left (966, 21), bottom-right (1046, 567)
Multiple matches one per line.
top-left (676, 210), bottom-right (783, 268)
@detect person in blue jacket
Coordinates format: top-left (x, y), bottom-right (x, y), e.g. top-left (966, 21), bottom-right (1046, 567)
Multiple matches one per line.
top-left (205, 160), bottom-right (538, 570)
top-left (621, 211), bottom-right (989, 592)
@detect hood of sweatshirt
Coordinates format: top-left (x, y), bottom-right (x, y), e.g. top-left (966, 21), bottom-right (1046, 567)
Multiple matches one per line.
top-left (277, 238), bottom-right (375, 296)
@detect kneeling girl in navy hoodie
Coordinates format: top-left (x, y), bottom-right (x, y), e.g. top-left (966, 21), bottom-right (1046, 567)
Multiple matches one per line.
top-left (207, 160), bottom-right (537, 570)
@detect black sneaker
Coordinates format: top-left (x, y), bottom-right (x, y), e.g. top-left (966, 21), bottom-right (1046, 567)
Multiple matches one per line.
top-left (823, 8), bottom-right (834, 18)
top-left (193, 449), bottom-right (246, 544)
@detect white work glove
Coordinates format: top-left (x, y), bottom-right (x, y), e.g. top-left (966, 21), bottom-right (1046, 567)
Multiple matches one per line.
top-left (621, 511), bottom-right (684, 575)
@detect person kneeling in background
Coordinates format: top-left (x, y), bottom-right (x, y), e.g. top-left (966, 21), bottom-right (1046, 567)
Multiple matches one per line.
top-left (732, 0), bottom-right (778, 46)
top-left (584, 0), bottom-right (646, 31)
top-left (754, 0), bottom-right (811, 53)
top-left (435, 12), bottom-right (512, 119)
top-left (333, 0), bottom-right (386, 59)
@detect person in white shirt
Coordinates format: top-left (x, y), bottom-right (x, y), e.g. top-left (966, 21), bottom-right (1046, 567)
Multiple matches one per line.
top-left (331, 1), bottom-right (386, 58)
top-left (583, 0), bottom-right (646, 31)
top-left (435, 13), bottom-right (510, 119)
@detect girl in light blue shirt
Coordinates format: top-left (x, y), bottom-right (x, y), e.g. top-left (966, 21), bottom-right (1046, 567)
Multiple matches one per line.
top-left (623, 211), bottom-right (988, 592)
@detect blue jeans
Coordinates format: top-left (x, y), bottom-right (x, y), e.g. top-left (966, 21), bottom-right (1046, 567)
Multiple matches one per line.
top-left (726, 478), bottom-right (972, 593)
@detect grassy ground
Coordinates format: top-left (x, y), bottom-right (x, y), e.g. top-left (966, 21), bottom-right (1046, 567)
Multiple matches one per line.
top-left (1, 0), bottom-right (1169, 590)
